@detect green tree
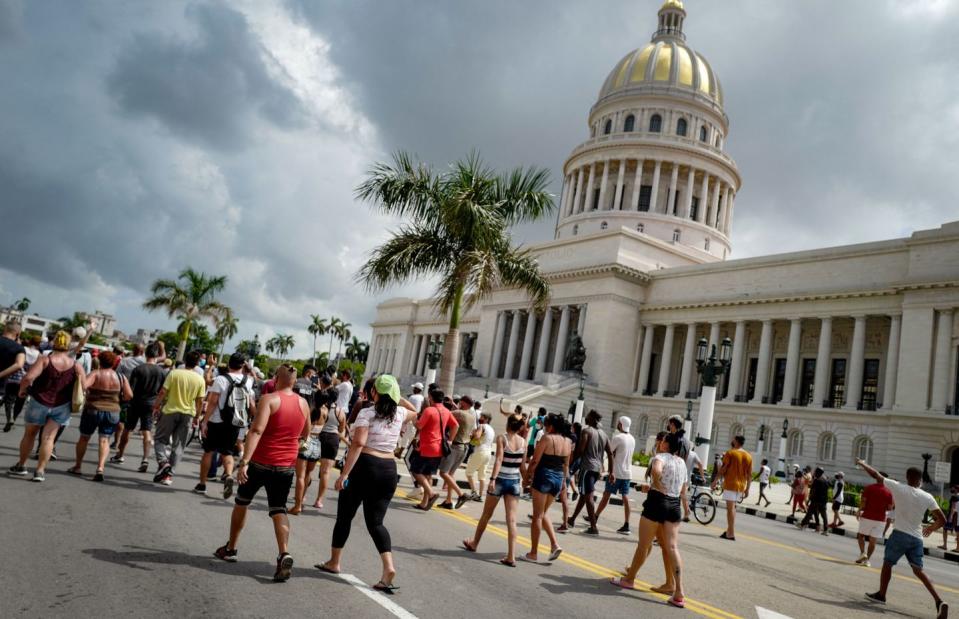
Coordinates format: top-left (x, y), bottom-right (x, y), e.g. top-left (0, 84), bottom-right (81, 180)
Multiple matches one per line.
top-left (345, 336), bottom-right (368, 363)
top-left (143, 268), bottom-right (230, 362)
top-left (13, 297), bottom-right (30, 313)
top-left (307, 314), bottom-right (328, 367)
top-left (356, 151), bottom-right (552, 392)
top-left (265, 334), bottom-right (295, 360)
top-left (326, 316), bottom-right (343, 360)
top-left (57, 312), bottom-right (89, 333)
top-left (335, 321), bottom-right (352, 361)
top-left (214, 310), bottom-right (239, 359)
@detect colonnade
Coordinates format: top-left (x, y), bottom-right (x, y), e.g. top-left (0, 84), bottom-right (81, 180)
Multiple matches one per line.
top-left (368, 331), bottom-right (478, 376)
top-left (487, 304), bottom-right (587, 381)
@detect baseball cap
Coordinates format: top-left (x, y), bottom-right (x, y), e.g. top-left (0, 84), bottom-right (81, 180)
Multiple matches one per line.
top-left (412, 382), bottom-right (424, 390)
top-left (618, 416), bottom-right (632, 432)
top-left (374, 374), bottom-right (401, 404)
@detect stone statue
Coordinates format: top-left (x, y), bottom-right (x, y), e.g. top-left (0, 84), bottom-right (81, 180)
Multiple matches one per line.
top-left (565, 332), bottom-right (587, 372)
top-left (462, 335), bottom-right (475, 370)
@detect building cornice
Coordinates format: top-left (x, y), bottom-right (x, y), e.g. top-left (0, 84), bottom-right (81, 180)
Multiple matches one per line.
top-left (641, 287), bottom-right (901, 312)
top-left (543, 262), bottom-right (651, 285)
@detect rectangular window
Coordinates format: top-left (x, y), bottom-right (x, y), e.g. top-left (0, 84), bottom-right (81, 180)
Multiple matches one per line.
top-left (645, 353), bottom-right (658, 395)
top-left (746, 357), bottom-right (758, 400)
top-left (828, 358), bottom-right (846, 408)
top-left (721, 361), bottom-right (731, 398)
top-left (861, 358), bottom-right (880, 411)
top-left (672, 190), bottom-right (680, 215)
top-left (799, 358), bottom-right (816, 405)
top-left (592, 188), bottom-right (601, 211)
top-left (771, 358), bottom-right (787, 404)
top-left (638, 185), bottom-right (652, 212)
top-left (690, 197), bottom-right (699, 220)
top-left (617, 185), bottom-right (626, 210)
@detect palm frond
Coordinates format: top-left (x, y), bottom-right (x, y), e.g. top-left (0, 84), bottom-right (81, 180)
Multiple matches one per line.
top-left (355, 151), bottom-right (442, 226)
top-left (494, 165), bottom-right (554, 225)
top-left (356, 226), bottom-right (455, 292)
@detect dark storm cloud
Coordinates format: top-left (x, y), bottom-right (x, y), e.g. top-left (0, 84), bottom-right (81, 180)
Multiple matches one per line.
top-left (108, 2), bottom-right (306, 150)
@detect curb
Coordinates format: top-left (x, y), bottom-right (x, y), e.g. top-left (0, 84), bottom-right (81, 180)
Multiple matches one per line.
top-left (734, 504), bottom-right (959, 563)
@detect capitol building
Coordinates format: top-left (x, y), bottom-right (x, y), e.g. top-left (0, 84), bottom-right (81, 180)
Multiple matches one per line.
top-left (367, 1), bottom-right (959, 483)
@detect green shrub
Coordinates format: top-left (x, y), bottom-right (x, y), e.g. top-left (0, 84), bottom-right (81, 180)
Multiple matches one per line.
top-left (632, 452), bottom-right (652, 467)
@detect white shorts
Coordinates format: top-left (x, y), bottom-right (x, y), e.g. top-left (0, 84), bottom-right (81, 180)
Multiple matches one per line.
top-left (723, 490), bottom-right (743, 503)
top-left (858, 518), bottom-right (885, 539)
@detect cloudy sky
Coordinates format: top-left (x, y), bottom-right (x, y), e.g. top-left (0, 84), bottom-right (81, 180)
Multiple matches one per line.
top-left (1, 0), bottom-right (957, 356)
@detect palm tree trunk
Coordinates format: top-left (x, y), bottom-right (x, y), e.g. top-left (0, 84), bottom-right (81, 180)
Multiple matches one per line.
top-left (328, 334), bottom-right (335, 361)
top-left (312, 334), bottom-right (317, 367)
top-left (177, 321), bottom-right (192, 362)
top-left (438, 283), bottom-right (464, 393)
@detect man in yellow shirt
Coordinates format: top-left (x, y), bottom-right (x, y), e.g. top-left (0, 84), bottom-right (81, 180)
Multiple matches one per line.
top-left (151, 350), bottom-right (207, 486)
top-left (713, 434), bottom-right (752, 541)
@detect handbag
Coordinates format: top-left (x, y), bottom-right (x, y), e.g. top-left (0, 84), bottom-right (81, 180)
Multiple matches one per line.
top-left (299, 435), bottom-right (322, 461)
top-left (438, 407), bottom-right (452, 458)
top-left (71, 364), bottom-right (85, 414)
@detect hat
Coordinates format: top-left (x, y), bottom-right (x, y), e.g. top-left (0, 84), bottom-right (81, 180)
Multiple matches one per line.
top-left (835, 471), bottom-right (844, 478)
top-left (618, 416), bottom-right (632, 432)
top-left (459, 395), bottom-right (474, 406)
top-left (412, 382), bottom-right (424, 391)
top-left (163, 358), bottom-right (174, 368)
top-left (374, 374), bottom-right (401, 405)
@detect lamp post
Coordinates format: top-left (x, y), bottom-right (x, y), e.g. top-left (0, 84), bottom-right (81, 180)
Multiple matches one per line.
top-left (757, 423), bottom-right (766, 458)
top-left (692, 336), bottom-right (732, 465)
top-left (776, 418), bottom-right (789, 478)
top-left (425, 338), bottom-right (443, 386)
top-left (574, 374), bottom-right (586, 424)
top-left (684, 400), bottom-right (693, 435)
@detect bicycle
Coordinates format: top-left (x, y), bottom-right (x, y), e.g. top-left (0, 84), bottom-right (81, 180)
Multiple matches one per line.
top-left (689, 480), bottom-right (717, 525)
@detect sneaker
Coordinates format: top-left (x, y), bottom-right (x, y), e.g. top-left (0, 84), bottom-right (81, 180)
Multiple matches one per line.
top-left (557, 524), bottom-right (569, 534)
top-left (584, 527), bottom-right (599, 536)
top-left (855, 553), bottom-right (868, 564)
top-left (471, 493), bottom-right (482, 503)
top-left (159, 475), bottom-right (173, 486)
top-left (32, 471), bottom-right (45, 482)
top-left (193, 483), bottom-right (207, 495)
top-left (214, 545), bottom-right (238, 562)
top-left (153, 462), bottom-right (172, 483)
top-left (438, 501), bottom-right (454, 510)
top-left (616, 524), bottom-right (631, 535)
top-left (274, 553), bottom-right (294, 582)
top-left (937, 601), bottom-right (948, 619)
top-left (109, 455), bottom-right (125, 464)
top-left (49, 451), bottom-right (58, 461)
top-left (138, 460), bottom-right (149, 473)
top-left (8, 464), bottom-right (28, 477)
top-left (455, 494), bottom-right (470, 510)
top-left (861, 560), bottom-right (871, 567)
top-left (865, 592), bottom-right (886, 605)
top-left (3, 421), bottom-right (12, 432)
top-left (223, 477), bottom-right (235, 500)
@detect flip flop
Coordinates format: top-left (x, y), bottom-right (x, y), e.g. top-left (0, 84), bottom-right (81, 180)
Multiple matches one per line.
top-left (499, 558), bottom-right (516, 567)
top-left (462, 540), bottom-right (477, 552)
top-left (610, 577), bottom-right (637, 590)
top-left (426, 494), bottom-right (441, 510)
top-left (667, 597), bottom-right (686, 608)
top-left (372, 581), bottom-right (399, 595)
top-left (518, 554), bottom-right (539, 564)
top-left (719, 532), bottom-right (736, 541)
top-left (548, 548), bottom-right (563, 562)
top-left (67, 466), bottom-right (82, 476)
top-left (314, 563), bottom-right (340, 575)
top-left (651, 584), bottom-right (674, 594)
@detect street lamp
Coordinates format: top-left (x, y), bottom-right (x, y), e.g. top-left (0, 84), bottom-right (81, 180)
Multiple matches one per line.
top-left (574, 374), bottom-right (587, 424)
top-left (692, 336), bottom-right (732, 465)
top-left (425, 338), bottom-right (444, 386)
top-left (684, 400), bottom-right (693, 435)
top-left (776, 418), bottom-right (789, 478)
top-left (757, 423), bottom-right (766, 456)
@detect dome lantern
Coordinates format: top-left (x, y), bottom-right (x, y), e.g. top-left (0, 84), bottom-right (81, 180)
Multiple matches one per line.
top-left (655, 0), bottom-right (686, 42)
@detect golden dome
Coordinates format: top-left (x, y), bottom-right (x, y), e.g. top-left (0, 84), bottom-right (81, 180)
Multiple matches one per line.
top-left (597, 40), bottom-right (723, 106)
top-left (661, 0), bottom-right (684, 10)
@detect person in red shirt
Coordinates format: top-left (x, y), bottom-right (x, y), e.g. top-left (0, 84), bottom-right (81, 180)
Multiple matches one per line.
top-left (409, 389), bottom-right (458, 511)
top-left (214, 364), bottom-right (309, 582)
top-left (855, 473), bottom-right (895, 567)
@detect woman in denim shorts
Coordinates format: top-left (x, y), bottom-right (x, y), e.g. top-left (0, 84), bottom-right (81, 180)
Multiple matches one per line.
top-left (524, 413), bottom-right (570, 564)
top-left (462, 413), bottom-right (527, 566)
top-left (68, 350), bottom-right (132, 481)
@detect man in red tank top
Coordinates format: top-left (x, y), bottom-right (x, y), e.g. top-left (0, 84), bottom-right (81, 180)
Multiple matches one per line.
top-left (214, 364), bottom-right (309, 582)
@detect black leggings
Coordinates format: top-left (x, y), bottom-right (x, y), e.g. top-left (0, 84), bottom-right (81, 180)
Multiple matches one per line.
top-left (332, 453), bottom-right (397, 554)
top-left (3, 383), bottom-right (26, 421)
top-left (801, 500), bottom-right (828, 529)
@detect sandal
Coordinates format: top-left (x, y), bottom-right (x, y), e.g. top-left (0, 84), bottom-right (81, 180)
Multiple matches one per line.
top-left (314, 563), bottom-right (340, 575)
top-left (92, 471), bottom-right (104, 482)
top-left (610, 577), bottom-right (637, 590)
top-left (499, 558), bottom-right (516, 567)
top-left (372, 581), bottom-right (399, 595)
top-left (313, 500), bottom-right (323, 509)
top-left (667, 597), bottom-right (686, 608)
top-left (67, 466), bottom-right (82, 476)
top-left (462, 540), bottom-right (477, 552)
top-left (548, 547), bottom-right (563, 562)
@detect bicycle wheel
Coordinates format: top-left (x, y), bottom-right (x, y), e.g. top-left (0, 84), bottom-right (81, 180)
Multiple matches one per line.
top-left (711, 483), bottom-right (723, 497)
top-left (693, 492), bottom-right (716, 525)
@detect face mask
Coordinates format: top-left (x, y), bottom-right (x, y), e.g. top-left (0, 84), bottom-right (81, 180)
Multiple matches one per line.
top-left (198, 359), bottom-right (206, 368)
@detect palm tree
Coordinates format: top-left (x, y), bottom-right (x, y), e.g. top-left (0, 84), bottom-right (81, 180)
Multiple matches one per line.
top-left (265, 334), bottom-right (295, 360)
top-left (214, 310), bottom-right (239, 359)
top-left (345, 337), bottom-right (369, 364)
top-left (307, 314), bottom-right (328, 367)
top-left (13, 297), bottom-right (30, 313)
top-left (356, 151), bottom-right (553, 392)
top-left (326, 316), bottom-right (342, 360)
top-left (335, 321), bottom-right (352, 361)
top-left (143, 268), bottom-right (230, 361)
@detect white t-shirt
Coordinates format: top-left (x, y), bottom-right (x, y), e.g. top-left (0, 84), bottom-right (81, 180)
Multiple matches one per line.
top-left (476, 424), bottom-right (495, 449)
top-left (335, 381), bottom-right (353, 412)
top-left (886, 478), bottom-right (939, 539)
top-left (408, 393), bottom-right (424, 413)
top-left (609, 431), bottom-right (636, 480)
top-left (208, 372), bottom-right (255, 424)
top-left (653, 452), bottom-right (688, 498)
top-left (759, 465), bottom-right (771, 484)
top-left (686, 450), bottom-right (703, 481)
top-left (353, 406), bottom-right (405, 453)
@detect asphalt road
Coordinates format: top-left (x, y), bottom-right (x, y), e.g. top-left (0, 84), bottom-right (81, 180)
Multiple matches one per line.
top-left (0, 424), bottom-right (955, 619)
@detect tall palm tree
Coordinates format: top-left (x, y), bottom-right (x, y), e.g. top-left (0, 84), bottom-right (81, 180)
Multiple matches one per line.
top-left (356, 151), bottom-right (553, 392)
top-left (214, 310), bottom-right (239, 359)
top-left (265, 334), bottom-right (295, 360)
top-left (345, 336), bottom-right (365, 362)
top-left (143, 268), bottom-right (230, 361)
top-left (13, 297), bottom-right (30, 313)
top-left (326, 316), bottom-right (342, 360)
top-left (335, 321), bottom-right (352, 361)
top-left (307, 314), bottom-right (327, 367)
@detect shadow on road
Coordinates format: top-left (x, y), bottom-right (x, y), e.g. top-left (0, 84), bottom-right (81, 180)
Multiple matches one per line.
top-left (765, 583), bottom-right (921, 619)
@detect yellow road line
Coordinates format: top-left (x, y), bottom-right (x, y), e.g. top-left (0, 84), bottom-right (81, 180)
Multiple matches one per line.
top-left (398, 492), bottom-right (741, 619)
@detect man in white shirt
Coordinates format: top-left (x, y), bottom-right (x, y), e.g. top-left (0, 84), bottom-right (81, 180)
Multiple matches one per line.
top-left (595, 416), bottom-right (636, 534)
top-left (858, 459), bottom-right (948, 619)
top-left (395, 382), bottom-right (423, 458)
top-left (464, 412), bottom-right (495, 500)
top-left (335, 369), bottom-right (353, 417)
top-left (756, 459), bottom-right (772, 508)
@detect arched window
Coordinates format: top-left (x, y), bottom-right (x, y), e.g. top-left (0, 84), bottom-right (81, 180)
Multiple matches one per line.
top-left (672, 229), bottom-right (681, 242)
top-left (704, 238), bottom-right (710, 251)
top-left (659, 416), bottom-right (670, 432)
top-left (624, 114), bottom-right (635, 132)
top-left (637, 415), bottom-right (649, 438)
top-left (787, 430), bottom-right (804, 458)
top-left (603, 119), bottom-right (612, 135)
top-left (853, 436), bottom-right (874, 463)
top-left (649, 114), bottom-right (662, 133)
top-left (699, 125), bottom-right (708, 142)
top-left (636, 222), bottom-right (645, 233)
top-left (715, 135), bottom-right (721, 147)
top-left (676, 118), bottom-right (688, 136)
top-left (572, 224), bottom-right (579, 236)
top-left (600, 221), bottom-right (608, 230)
top-left (818, 432), bottom-right (837, 461)
top-left (729, 423), bottom-right (744, 444)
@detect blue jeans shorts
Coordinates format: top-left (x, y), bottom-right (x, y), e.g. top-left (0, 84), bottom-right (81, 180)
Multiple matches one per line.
top-left (79, 410), bottom-right (121, 437)
top-left (532, 467), bottom-right (565, 498)
top-left (605, 478), bottom-right (631, 496)
top-left (24, 400), bottom-right (72, 427)
top-left (489, 477), bottom-right (521, 497)
top-left (579, 470), bottom-right (601, 495)
top-left (884, 530), bottom-right (924, 568)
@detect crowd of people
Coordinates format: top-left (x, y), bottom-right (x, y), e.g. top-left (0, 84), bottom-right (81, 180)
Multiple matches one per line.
top-left (0, 318), bottom-right (952, 615)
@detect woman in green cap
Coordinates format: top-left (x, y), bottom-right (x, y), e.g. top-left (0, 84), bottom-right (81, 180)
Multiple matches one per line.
top-left (316, 374), bottom-right (417, 593)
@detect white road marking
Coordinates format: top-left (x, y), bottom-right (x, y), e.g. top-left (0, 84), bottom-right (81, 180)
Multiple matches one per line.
top-left (337, 572), bottom-right (419, 619)
top-left (756, 607), bottom-right (794, 619)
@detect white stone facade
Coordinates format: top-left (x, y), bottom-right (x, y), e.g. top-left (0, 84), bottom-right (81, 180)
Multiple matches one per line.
top-left (369, 1), bottom-right (959, 484)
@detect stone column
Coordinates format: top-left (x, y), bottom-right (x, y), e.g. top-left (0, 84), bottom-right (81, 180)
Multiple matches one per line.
top-left (697, 173), bottom-right (709, 223)
top-left (667, 163), bottom-right (680, 215)
top-left (630, 159), bottom-right (644, 211)
top-left (488, 313), bottom-right (506, 378)
top-left (613, 159), bottom-right (627, 210)
top-left (417, 334), bottom-right (430, 375)
top-left (649, 160), bottom-right (662, 213)
top-left (408, 334), bottom-right (422, 374)
top-left (881, 314), bottom-right (901, 410)
top-left (552, 306), bottom-right (572, 374)
top-left (572, 167), bottom-right (585, 214)
top-left (534, 308), bottom-right (554, 378)
top-left (518, 311), bottom-right (537, 381)
top-left (719, 186), bottom-right (731, 233)
top-left (750, 319), bottom-right (773, 404)
top-left (931, 308), bottom-right (955, 410)
top-left (708, 322), bottom-right (721, 353)
top-left (781, 318), bottom-right (802, 405)
top-left (576, 305), bottom-right (588, 336)
top-left (655, 324), bottom-right (676, 397)
top-left (710, 180), bottom-right (722, 227)
top-left (637, 324), bottom-right (656, 394)
top-left (387, 337), bottom-right (398, 374)
top-left (812, 317), bottom-right (833, 406)
top-left (724, 320), bottom-right (746, 401)
top-left (559, 174), bottom-right (570, 216)
top-left (683, 166), bottom-right (695, 219)
top-left (678, 322), bottom-right (697, 398)
top-left (583, 163), bottom-right (596, 211)
top-left (845, 315), bottom-right (867, 410)
top-left (597, 159), bottom-right (610, 211)
top-left (502, 311), bottom-right (522, 379)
